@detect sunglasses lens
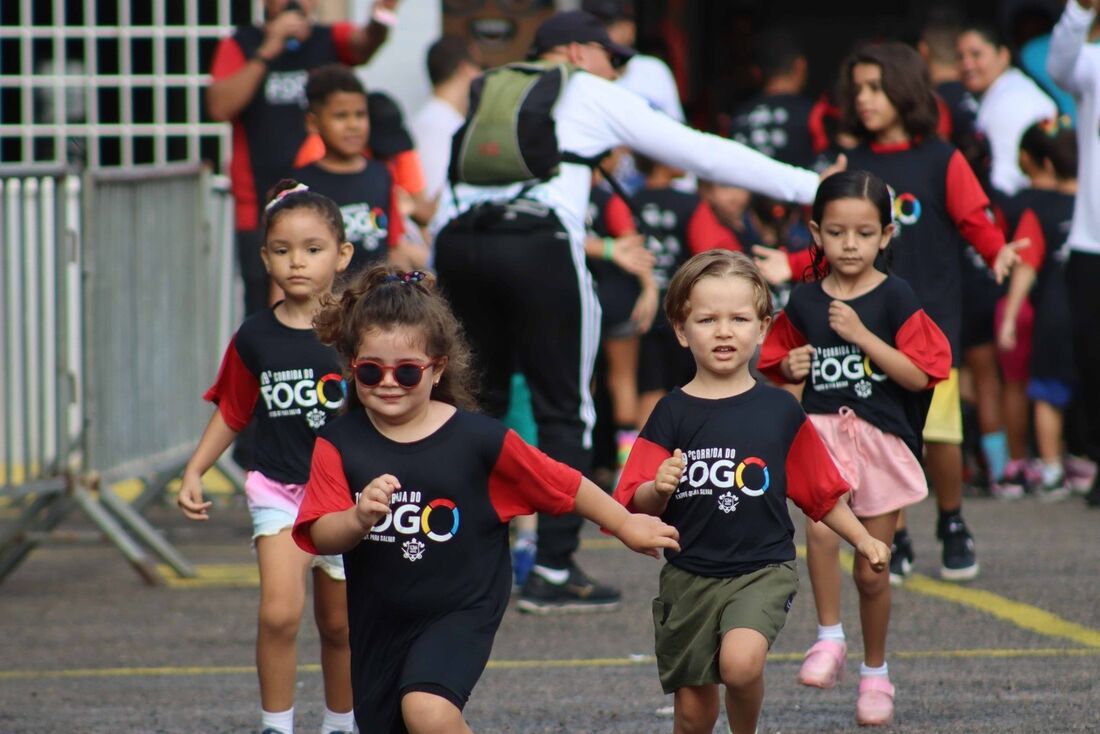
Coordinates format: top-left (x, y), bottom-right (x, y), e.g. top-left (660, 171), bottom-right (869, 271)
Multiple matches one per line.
top-left (393, 364), bottom-right (425, 388)
top-left (355, 362), bottom-right (384, 386)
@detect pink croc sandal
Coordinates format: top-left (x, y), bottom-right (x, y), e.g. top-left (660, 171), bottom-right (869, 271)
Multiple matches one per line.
top-left (798, 639), bottom-right (846, 688)
top-left (856, 676), bottom-right (895, 726)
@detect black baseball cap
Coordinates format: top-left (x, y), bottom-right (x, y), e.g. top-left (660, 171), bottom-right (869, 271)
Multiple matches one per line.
top-left (581, 0), bottom-right (634, 22)
top-left (528, 10), bottom-right (635, 68)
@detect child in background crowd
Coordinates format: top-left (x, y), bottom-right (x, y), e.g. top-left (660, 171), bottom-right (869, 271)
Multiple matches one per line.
top-left (292, 265), bottom-right (680, 732)
top-left (178, 181), bottom-right (356, 734)
top-left (615, 249), bottom-right (890, 734)
top-left (759, 170), bottom-right (950, 726)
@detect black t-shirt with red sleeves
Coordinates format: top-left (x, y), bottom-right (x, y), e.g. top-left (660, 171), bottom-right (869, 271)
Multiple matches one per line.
top-left (846, 139), bottom-right (1005, 363)
top-left (614, 383), bottom-right (848, 578)
top-left (204, 306), bottom-right (347, 484)
top-left (293, 408), bottom-right (581, 730)
top-left (292, 161), bottom-right (403, 272)
top-left (758, 277), bottom-right (951, 458)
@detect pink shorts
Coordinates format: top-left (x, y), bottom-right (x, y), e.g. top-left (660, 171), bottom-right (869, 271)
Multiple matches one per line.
top-left (809, 409), bottom-right (928, 518)
top-left (994, 297), bottom-right (1033, 383)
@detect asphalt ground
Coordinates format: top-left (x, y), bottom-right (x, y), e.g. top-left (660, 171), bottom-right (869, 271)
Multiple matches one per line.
top-left (1, 489), bottom-right (1098, 734)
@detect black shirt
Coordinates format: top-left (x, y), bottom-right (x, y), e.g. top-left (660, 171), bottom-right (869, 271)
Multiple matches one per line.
top-left (730, 93), bottom-right (817, 169)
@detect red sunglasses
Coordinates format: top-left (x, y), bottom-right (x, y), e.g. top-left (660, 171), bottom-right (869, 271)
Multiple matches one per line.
top-left (351, 359), bottom-right (438, 388)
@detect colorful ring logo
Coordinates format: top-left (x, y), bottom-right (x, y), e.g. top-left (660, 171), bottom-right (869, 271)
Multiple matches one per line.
top-left (421, 498), bottom-right (460, 542)
top-left (893, 193), bottom-right (921, 226)
top-left (736, 457), bottom-right (770, 497)
top-left (862, 355), bottom-right (888, 383)
top-left (316, 373), bottom-right (347, 408)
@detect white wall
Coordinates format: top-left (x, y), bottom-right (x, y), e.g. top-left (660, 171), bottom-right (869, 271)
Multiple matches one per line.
top-left (351, 0), bottom-right (442, 120)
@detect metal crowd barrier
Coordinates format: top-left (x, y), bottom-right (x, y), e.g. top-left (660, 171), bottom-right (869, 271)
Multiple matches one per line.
top-left (0, 165), bottom-right (238, 584)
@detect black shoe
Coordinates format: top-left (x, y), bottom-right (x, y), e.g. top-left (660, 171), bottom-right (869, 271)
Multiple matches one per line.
top-left (516, 563), bottom-right (621, 614)
top-left (1085, 472), bottom-right (1100, 508)
top-left (937, 514), bottom-right (979, 581)
top-left (888, 531), bottom-right (914, 587)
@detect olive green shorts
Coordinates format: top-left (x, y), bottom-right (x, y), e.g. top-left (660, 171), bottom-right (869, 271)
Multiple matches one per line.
top-left (652, 561), bottom-right (799, 693)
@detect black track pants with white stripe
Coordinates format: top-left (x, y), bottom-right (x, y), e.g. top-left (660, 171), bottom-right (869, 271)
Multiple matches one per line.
top-left (435, 208), bottom-right (601, 569)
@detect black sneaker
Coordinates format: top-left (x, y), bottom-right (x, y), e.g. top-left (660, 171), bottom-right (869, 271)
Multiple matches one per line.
top-left (888, 531), bottom-right (914, 587)
top-left (1085, 471), bottom-right (1100, 508)
top-left (936, 514), bottom-right (979, 581)
top-left (516, 563), bottom-right (621, 614)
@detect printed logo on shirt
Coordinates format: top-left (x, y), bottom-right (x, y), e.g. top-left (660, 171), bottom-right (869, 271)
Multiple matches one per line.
top-left (810, 344), bottom-right (887, 397)
top-left (891, 189), bottom-right (922, 228)
top-left (259, 369), bottom-right (346, 421)
top-left (363, 490), bottom-right (460, 560)
top-left (341, 203), bottom-right (389, 252)
top-left (733, 104), bottom-right (791, 157)
top-left (264, 70), bottom-right (308, 107)
top-left (676, 447), bottom-right (771, 503)
top-left (640, 203), bottom-right (684, 289)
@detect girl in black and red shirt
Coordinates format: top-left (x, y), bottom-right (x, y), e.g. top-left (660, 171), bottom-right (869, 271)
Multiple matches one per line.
top-left (759, 171), bottom-right (951, 727)
top-left (178, 181), bottom-right (356, 734)
top-left (614, 250), bottom-right (889, 734)
top-left (291, 265), bottom-right (679, 734)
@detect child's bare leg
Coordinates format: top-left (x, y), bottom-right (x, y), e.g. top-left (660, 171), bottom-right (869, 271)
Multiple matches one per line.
top-left (1002, 379), bottom-right (1031, 462)
top-left (672, 684), bottom-right (719, 734)
top-left (605, 336), bottom-right (641, 428)
top-left (1034, 400), bottom-right (1065, 464)
top-left (720, 628), bottom-right (769, 734)
top-left (401, 691), bottom-right (474, 734)
top-left (805, 518), bottom-right (843, 626)
top-left (312, 566), bottom-right (353, 714)
top-left (255, 530), bottom-right (312, 711)
top-left (925, 442), bottom-right (963, 512)
top-left (853, 512), bottom-right (898, 668)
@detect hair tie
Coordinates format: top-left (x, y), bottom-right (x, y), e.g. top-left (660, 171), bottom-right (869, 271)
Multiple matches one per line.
top-left (382, 271), bottom-right (427, 285)
top-left (265, 183), bottom-right (310, 212)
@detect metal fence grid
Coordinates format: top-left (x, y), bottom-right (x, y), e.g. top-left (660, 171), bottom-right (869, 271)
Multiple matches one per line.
top-left (0, 0), bottom-right (264, 172)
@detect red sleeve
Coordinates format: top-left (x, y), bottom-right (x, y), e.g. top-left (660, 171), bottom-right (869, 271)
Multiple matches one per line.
top-left (786, 419), bottom-right (849, 522)
top-left (945, 150), bottom-right (1005, 267)
top-left (757, 311), bottom-right (808, 384)
top-left (687, 201), bottom-right (742, 254)
top-left (604, 195), bottom-right (636, 237)
top-left (895, 310), bottom-right (952, 388)
top-left (807, 93), bottom-right (837, 154)
top-left (612, 436), bottom-right (673, 512)
top-left (210, 36), bottom-right (246, 81)
top-left (293, 437), bottom-right (355, 554)
top-left (786, 247), bottom-right (815, 282)
top-left (293, 134), bottom-right (325, 168)
top-left (1011, 208), bottom-right (1047, 271)
top-left (202, 336), bottom-right (259, 432)
top-left (935, 95), bottom-right (952, 140)
top-left (387, 183), bottom-right (405, 247)
top-left (390, 150), bottom-right (426, 197)
top-left (488, 430), bottom-right (582, 521)
top-left (331, 21), bottom-right (358, 66)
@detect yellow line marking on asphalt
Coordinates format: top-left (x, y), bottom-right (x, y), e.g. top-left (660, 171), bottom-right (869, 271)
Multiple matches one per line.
top-left (3, 647), bottom-right (1098, 681)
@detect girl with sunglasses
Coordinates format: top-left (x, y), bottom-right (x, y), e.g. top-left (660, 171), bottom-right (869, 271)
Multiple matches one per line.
top-left (292, 263), bottom-right (681, 734)
top-left (178, 179), bottom-right (356, 734)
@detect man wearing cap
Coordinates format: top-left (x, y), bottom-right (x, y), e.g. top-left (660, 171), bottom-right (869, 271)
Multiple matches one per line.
top-left (432, 10), bottom-right (839, 614)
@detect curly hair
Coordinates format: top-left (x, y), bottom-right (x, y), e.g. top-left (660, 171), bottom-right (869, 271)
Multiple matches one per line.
top-left (313, 264), bottom-right (478, 411)
top-left (839, 42), bottom-right (940, 144)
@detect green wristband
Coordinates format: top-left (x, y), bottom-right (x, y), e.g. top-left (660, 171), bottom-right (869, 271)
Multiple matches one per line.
top-left (603, 237), bottom-right (615, 261)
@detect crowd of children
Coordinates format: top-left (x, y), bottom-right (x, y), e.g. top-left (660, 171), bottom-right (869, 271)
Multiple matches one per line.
top-left (184, 1), bottom-right (1100, 732)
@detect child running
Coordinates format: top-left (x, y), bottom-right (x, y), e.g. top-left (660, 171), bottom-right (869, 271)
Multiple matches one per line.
top-left (758, 170), bottom-right (951, 726)
top-left (177, 180), bottom-right (356, 734)
top-left (291, 265), bottom-right (680, 733)
top-left (614, 250), bottom-right (891, 734)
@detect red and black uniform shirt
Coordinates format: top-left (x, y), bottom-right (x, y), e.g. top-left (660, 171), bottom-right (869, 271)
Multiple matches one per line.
top-left (292, 161), bottom-right (404, 272)
top-left (205, 307), bottom-right (347, 484)
top-left (758, 277), bottom-right (951, 457)
top-left (614, 384), bottom-right (848, 577)
top-left (209, 24), bottom-right (358, 231)
top-left (1009, 188), bottom-right (1077, 382)
top-left (729, 92), bottom-right (817, 169)
top-left (294, 409), bottom-right (580, 620)
top-left (845, 139), bottom-right (1006, 364)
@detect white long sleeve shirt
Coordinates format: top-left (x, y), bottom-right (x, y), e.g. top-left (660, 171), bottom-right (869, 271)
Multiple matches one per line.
top-left (432, 70), bottom-right (820, 254)
top-left (411, 97), bottom-right (465, 202)
top-left (976, 67), bottom-right (1057, 196)
top-left (1047, 1), bottom-right (1100, 253)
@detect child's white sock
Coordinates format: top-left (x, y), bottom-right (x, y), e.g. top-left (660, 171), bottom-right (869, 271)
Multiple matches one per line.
top-left (320, 707), bottom-right (355, 733)
top-left (1040, 460), bottom-right (1064, 486)
top-left (817, 622), bottom-right (845, 642)
top-left (261, 707), bottom-right (294, 734)
top-left (860, 661), bottom-right (889, 678)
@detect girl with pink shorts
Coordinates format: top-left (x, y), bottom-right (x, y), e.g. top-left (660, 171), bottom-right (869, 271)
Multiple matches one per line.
top-left (759, 170), bottom-right (951, 727)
